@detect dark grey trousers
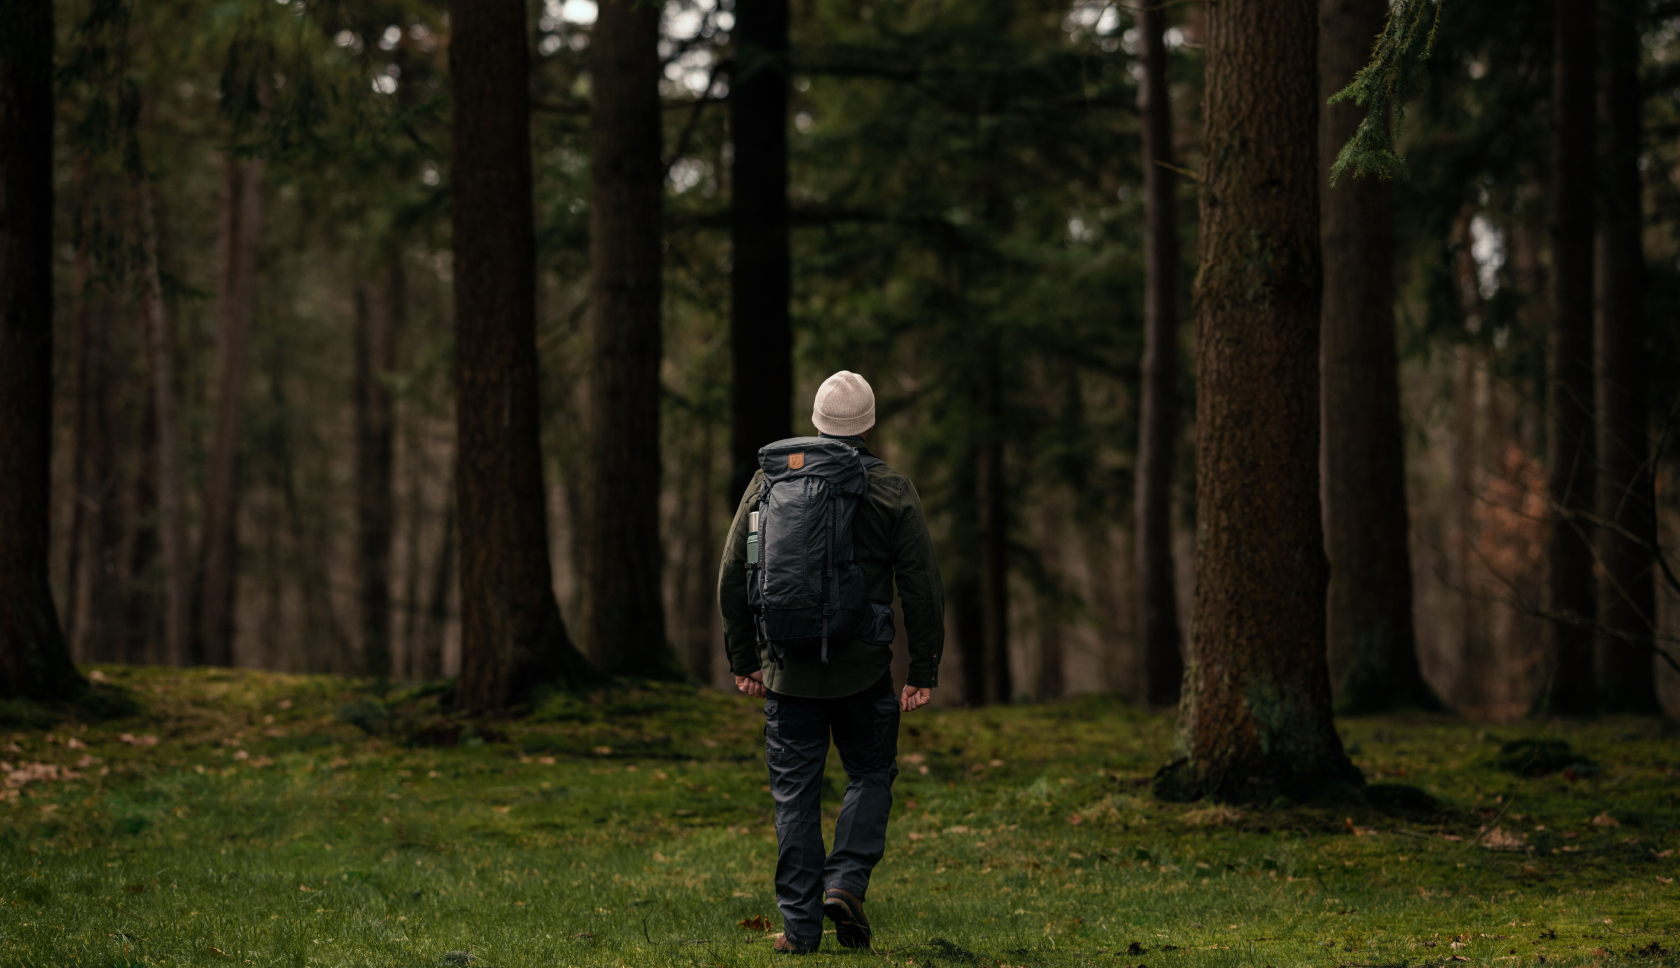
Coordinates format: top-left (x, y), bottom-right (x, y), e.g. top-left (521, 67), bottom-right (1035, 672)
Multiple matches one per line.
top-left (764, 673), bottom-right (900, 950)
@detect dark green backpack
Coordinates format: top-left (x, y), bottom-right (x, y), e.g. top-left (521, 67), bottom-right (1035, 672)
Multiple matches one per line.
top-left (746, 437), bottom-right (892, 664)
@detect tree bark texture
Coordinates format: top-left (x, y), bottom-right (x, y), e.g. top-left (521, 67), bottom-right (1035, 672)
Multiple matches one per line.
top-left (197, 156), bottom-right (264, 667)
top-left (1157, 0), bottom-right (1359, 803)
top-left (588, 0), bottom-right (677, 677)
top-left (355, 260), bottom-right (402, 679)
top-left (450, 0), bottom-right (593, 711)
top-left (1317, 0), bottom-right (1437, 713)
top-left (1136, 0), bottom-right (1185, 707)
top-left (1594, 0), bottom-right (1658, 713)
top-left (1542, 0), bottom-right (1597, 715)
top-left (729, 0), bottom-right (793, 500)
top-left (0, 0), bottom-right (82, 700)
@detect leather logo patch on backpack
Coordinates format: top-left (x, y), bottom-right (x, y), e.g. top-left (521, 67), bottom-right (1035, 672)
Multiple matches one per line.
top-left (788, 453), bottom-right (805, 470)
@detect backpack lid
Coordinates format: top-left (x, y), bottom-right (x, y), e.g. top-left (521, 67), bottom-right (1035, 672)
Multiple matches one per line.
top-left (757, 436), bottom-right (869, 494)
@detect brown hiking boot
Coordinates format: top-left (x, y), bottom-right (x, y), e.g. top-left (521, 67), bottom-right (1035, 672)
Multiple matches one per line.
top-left (823, 887), bottom-right (872, 948)
top-left (771, 933), bottom-right (810, 955)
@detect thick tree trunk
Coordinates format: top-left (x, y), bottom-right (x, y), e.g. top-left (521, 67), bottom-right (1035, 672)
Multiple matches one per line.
top-left (197, 156), bottom-right (264, 667)
top-left (1156, 0), bottom-right (1358, 803)
top-left (1594, 1), bottom-right (1658, 714)
top-left (1542, 0), bottom-right (1597, 715)
top-left (1136, 0), bottom-right (1185, 707)
top-left (1318, 0), bottom-right (1438, 713)
top-left (588, 0), bottom-right (677, 677)
top-left (729, 0), bottom-right (793, 499)
top-left (449, 0), bottom-right (593, 711)
top-left (355, 259), bottom-right (402, 679)
top-left (138, 179), bottom-right (190, 669)
top-left (0, 0), bottom-right (82, 699)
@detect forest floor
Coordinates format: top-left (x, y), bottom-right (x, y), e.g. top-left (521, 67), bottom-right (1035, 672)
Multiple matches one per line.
top-left (1, 668), bottom-right (1677, 968)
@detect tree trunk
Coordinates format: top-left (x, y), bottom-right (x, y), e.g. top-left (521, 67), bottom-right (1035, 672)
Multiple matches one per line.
top-left (588, 0), bottom-right (677, 678)
top-left (729, 0), bottom-right (793, 499)
top-left (1594, 0), bottom-right (1658, 714)
top-left (1318, 0), bottom-right (1438, 713)
top-left (450, 0), bottom-right (593, 711)
top-left (64, 189), bottom-right (94, 657)
top-left (84, 291), bottom-right (129, 664)
top-left (355, 259), bottom-right (402, 679)
top-left (1036, 496), bottom-right (1065, 700)
top-left (0, 0), bottom-right (82, 700)
top-left (197, 156), bottom-right (264, 667)
top-left (1156, 0), bottom-right (1358, 803)
top-left (419, 472), bottom-right (456, 682)
top-left (137, 178), bottom-right (191, 668)
top-left (126, 384), bottom-right (161, 665)
top-left (686, 418), bottom-right (718, 681)
top-left (978, 358), bottom-right (1012, 704)
top-left (400, 416), bottom-right (426, 679)
top-left (1136, 0), bottom-right (1185, 708)
top-left (1542, 0), bottom-right (1596, 715)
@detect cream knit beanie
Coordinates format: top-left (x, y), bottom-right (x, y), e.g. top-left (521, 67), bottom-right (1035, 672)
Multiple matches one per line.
top-left (811, 370), bottom-right (876, 436)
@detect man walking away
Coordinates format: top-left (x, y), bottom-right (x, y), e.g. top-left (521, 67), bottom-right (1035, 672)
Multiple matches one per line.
top-left (719, 370), bottom-right (944, 954)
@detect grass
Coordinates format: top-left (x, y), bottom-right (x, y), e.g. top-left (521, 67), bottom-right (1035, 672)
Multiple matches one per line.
top-left (1, 667), bottom-right (1677, 968)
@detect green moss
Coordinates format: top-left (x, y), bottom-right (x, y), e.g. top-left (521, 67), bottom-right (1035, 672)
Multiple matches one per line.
top-left (0, 667), bottom-right (1675, 967)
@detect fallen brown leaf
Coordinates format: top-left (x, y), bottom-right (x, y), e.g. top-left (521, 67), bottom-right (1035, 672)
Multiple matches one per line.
top-left (738, 914), bottom-right (774, 933)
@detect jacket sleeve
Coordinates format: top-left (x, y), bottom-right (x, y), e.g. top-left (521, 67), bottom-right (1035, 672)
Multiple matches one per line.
top-left (718, 471), bottom-right (764, 676)
top-left (892, 478), bottom-right (945, 689)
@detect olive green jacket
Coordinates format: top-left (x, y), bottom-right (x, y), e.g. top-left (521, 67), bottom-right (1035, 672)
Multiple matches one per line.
top-left (718, 443), bottom-right (944, 698)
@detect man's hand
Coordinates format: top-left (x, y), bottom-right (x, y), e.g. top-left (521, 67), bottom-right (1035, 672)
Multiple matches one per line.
top-left (900, 685), bottom-right (932, 712)
top-left (735, 670), bottom-right (766, 699)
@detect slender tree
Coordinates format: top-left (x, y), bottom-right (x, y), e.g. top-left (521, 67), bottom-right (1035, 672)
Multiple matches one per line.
top-left (1156, 0), bottom-right (1359, 802)
top-left (1595, 0), bottom-right (1658, 713)
top-left (197, 156), bottom-right (264, 666)
top-left (1542, 0), bottom-right (1597, 715)
top-left (978, 363), bottom-right (1011, 704)
top-left (588, 0), bottom-right (678, 677)
top-left (729, 0), bottom-right (793, 499)
top-left (1318, 0), bottom-right (1438, 713)
top-left (354, 260), bottom-right (402, 679)
top-left (84, 292), bottom-right (129, 664)
top-left (1135, 0), bottom-right (1184, 707)
top-left (0, 0), bottom-right (84, 700)
top-left (449, 0), bottom-right (593, 711)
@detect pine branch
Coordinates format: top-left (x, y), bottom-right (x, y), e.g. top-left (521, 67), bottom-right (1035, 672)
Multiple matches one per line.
top-left (1326, 0), bottom-right (1445, 184)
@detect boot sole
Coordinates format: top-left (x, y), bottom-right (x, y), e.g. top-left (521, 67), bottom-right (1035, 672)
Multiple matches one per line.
top-left (823, 898), bottom-right (871, 949)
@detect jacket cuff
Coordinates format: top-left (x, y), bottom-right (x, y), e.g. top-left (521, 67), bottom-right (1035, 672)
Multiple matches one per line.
top-left (907, 667), bottom-right (939, 689)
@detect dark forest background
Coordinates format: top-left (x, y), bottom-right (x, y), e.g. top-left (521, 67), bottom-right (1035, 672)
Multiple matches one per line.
top-left (16, 0), bottom-right (1680, 718)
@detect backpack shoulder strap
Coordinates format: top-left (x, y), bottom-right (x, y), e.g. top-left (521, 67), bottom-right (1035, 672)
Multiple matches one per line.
top-left (859, 454), bottom-right (886, 471)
